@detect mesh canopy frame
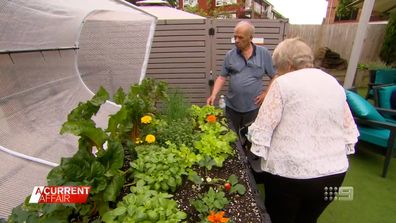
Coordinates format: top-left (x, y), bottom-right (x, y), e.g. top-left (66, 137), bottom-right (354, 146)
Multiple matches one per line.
top-left (0, 0), bottom-right (156, 218)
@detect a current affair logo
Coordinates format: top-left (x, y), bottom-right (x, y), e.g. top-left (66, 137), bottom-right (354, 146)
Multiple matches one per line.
top-left (29, 186), bottom-right (91, 204)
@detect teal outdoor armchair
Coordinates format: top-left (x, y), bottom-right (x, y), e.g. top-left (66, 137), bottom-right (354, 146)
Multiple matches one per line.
top-left (346, 90), bottom-right (396, 177)
top-left (366, 69), bottom-right (396, 100)
top-left (373, 84), bottom-right (396, 116)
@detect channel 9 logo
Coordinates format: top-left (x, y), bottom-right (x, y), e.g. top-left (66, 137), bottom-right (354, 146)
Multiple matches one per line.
top-left (324, 186), bottom-right (353, 201)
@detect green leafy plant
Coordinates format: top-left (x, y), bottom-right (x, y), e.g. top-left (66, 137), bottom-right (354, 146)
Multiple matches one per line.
top-left (108, 78), bottom-right (168, 143)
top-left (7, 197), bottom-right (74, 223)
top-left (153, 118), bottom-right (197, 148)
top-left (102, 183), bottom-right (187, 223)
top-left (190, 105), bottom-right (223, 127)
top-left (60, 86), bottom-right (109, 152)
top-left (357, 62), bottom-right (390, 71)
top-left (9, 90), bottom-right (127, 222)
top-left (153, 90), bottom-right (197, 147)
top-left (130, 144), bottom-right (199, 192)
top-left (46, 139), bottom-right (126, 217)
top-left (161, 90), bottom-right (191, 121)
top-left (190, 174), bottom-right (246, 196)
top-left (183, 0), bottom-right (235, 18)
top-left (190, 187), bottom-right (229, 221)
top-left (336, 0), bottom-right (356, 20)
top-left (224, 174), bottom-right (246, 195)
top-left (7, 78), bottom-right (248, 222)
top-left (191, 105), bottom-right (237, 169)
top-left (8, 79), bottom-right (169, 222)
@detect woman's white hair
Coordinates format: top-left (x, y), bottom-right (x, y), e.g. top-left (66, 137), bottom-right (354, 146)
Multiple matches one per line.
top-left (272, 38), bottom-right (314, 71)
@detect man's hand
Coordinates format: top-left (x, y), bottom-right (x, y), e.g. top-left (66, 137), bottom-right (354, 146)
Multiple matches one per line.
top-left (207, 95), bottom-right (216, 105)
top-left (207, 76), bottom-right (226, 106)
top-left (255, 91), bottom-right (267, 106)
top-left (255, 74), bottom-right (278, 106)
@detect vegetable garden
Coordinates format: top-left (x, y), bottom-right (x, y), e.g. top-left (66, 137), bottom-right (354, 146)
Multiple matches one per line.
top-left (7, 79), bottom-right (265, 223)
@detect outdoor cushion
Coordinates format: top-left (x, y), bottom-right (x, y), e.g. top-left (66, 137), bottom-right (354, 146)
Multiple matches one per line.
top-left (358, 126), bottom-right (390, 148)
top-left (346, 90), bottom-right (386, 122)
top-left (374, 69), bottom-right (396, 84)
top-left (378, 85), bottom-right (396, 109)
top-left (366, 69), bottom-right (396, 100)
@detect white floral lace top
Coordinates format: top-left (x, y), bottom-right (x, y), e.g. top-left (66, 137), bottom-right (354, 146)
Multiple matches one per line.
top-left (248, 68), bottom-right (359, 179)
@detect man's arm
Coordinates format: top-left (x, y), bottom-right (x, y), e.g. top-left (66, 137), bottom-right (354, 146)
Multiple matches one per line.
top-left (207, 76), bottom-right (226, 105)
top-left (255, 47), bottom-right (277, 106)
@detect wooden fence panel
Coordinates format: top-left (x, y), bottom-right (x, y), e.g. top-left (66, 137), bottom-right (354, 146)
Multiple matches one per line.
top-left (145, 19), bottom-right (210, 106)
top-left (287, 22), bottom-right (386, 84)
top-left (287, 23), bottom-right (386, 64)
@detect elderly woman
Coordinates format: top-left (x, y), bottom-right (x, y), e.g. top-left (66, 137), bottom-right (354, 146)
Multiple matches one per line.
top-left (248, 38), bottom-right (359, 223)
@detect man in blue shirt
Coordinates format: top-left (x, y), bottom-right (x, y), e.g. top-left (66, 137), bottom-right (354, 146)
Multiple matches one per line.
top-left (207, 21), bottom-right (276, 133)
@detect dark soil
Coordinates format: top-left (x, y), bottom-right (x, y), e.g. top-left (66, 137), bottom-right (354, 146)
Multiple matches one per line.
top-left (173, 143), bottom-right (270, 223)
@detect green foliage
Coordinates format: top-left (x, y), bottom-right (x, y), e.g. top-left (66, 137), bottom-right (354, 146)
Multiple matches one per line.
top-left (130, 144), bottom-right (199, 192)
top-left (357, 62), bottom-right (389, 71)
top-left (189, 174), bottom-right (246, 195)
top-left (191, 105), bottom-right (237, 169)
top-left (183, 0), bottom-right (234, 18)
top-left (380, 13), bottom-right (396, 66)
top-left (9, 86), bottom-right (129, 222)
top-left (161, 90), bottom-right (191, 121)
top-left (107, 78), bottom-right (168, 143)
top-left (8, 78), bottom-right (243, 223)
top-left (102, 184), bottom-right (187, 223)
top-left (152, 90), bottom-right (197, 147)
top-left (7, 197), bottom-right (75, 223)
top-left (8, 201), bottom-right (40, 223)
top-left (153, 118), bottom-right (197, 148)
top-left (45, 139), bottom-right (126, 216)
top-left (190, 187), bottom-right (229, 220)
top-left (226, 174), bottom-right (246, 195)
top-left (167, 0), bottom-right (178, 7)
top-left (188, 169), bottom-right (204, 185)
top-left (336, 0), bottom-right (355, 20)
top-left (60, 87), bottom-right (109, 151)
top-left (190, 105), bottom-right (223, 127)
top-left (129, 78), bottom-right (168, 114)
top-left (113, 87), bottom-right (126, 105)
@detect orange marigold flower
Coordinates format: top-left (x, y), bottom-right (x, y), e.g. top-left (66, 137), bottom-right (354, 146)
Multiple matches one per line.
top-left (206, 114), bottom-right (217, 123)
top-left (207, 211), bottom-right (229, 223)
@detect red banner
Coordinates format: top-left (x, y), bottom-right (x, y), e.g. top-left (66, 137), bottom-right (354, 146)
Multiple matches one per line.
top-left (29, 186), bottom-right (91, 204)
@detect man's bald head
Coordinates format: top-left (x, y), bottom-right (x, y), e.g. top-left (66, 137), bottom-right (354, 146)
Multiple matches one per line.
top-left (234, 21), bottom-right (255, 39)
top-left (234, 21), bottom-right (255, 51)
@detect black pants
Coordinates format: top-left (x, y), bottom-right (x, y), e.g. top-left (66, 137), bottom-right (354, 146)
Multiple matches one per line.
top-left (225, 106), bottom-right (259, 134)
top-left (261, 172), bottom-right (346, 223)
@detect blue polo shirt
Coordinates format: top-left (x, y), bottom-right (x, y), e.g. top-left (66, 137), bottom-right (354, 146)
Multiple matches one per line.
top-left (221, 44), bottom-right (275, 112)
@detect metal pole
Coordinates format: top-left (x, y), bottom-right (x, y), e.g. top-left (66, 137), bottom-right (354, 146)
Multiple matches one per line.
top-left (343, 0), bottom-right (376, 89)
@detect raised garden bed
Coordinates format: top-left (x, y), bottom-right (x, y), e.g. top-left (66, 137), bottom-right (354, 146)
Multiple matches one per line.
top-left (174, 142), bottom-right (270, 223)
top-left (6, 79), bottom-right (270, 223)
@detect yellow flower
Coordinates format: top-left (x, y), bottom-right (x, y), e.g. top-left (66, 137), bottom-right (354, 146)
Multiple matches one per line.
top-left (141, 115), bottom-right (152, 124)
top-left (208, 211), bottom-right (229, 223)
top-left (145, 134), bottom-right (156, 143)
top-left (135, 138), bottom-right (143, 144)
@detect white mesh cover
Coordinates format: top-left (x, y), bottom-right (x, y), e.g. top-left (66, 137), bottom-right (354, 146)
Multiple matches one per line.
top-left (0, 0), bottom-right (155, 218)
top-left (0, 0), bottom-right (154, 51)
